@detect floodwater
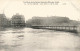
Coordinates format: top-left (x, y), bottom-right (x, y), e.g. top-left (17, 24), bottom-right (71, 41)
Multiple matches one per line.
top-left (0, 28), bottom-right (80, 51)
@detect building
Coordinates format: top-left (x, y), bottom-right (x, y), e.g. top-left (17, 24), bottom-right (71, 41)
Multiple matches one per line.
top-left (11, 13), bottom-right (25, 27)
top-left (0, 14), bottom-right (10, 27)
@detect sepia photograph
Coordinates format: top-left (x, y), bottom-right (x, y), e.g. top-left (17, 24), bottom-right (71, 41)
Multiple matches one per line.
top-left (0, 0), bottom-right (80, 51)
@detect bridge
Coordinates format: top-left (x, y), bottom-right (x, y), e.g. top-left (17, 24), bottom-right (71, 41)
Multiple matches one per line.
top-left (31, 25), bottom-right (80, 33)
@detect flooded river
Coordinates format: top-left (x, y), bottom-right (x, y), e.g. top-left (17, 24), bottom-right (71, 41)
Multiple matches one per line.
top-left (0, 28), bottom-right (80, 51)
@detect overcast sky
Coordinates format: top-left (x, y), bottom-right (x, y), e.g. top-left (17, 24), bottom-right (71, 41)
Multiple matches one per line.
top-left (0, 0), bottom-right (80, 21)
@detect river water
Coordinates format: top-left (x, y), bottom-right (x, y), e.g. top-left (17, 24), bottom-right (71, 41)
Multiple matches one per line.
top-left (0, 28), bottom-right (80, 51)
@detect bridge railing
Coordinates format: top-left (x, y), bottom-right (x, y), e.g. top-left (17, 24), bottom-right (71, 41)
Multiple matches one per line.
top-left (31, 25), bottom-right (79, 33)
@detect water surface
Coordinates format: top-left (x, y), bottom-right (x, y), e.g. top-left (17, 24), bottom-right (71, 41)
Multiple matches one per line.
top-left (0, 28), bottom-right (80, 51)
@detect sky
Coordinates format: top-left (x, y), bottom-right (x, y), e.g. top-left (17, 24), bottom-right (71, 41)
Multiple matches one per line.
top-left (0, 0), bottom-right (80, 21)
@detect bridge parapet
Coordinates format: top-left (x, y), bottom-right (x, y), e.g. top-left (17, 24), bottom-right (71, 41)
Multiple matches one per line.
top-left (77, 25), bottom-right (80, 33)
top-left (31, 25), bottom-right (78, 33)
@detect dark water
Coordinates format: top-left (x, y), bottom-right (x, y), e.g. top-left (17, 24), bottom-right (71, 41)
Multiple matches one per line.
top-left (0, 28), bottom-right (80, 51)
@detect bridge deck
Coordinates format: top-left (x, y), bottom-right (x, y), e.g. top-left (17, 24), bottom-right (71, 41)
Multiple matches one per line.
top-left (31, 26), bottom-right (78, 33)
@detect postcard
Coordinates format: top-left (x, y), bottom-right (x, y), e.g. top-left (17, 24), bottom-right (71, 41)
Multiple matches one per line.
top-left (0, 0), bottom-right (80, 51)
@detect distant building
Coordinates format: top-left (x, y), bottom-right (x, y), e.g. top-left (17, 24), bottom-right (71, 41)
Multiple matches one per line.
top-left (0, 14), bottom-right (10, 27)
top-left (11, 13), bottom-right (25, 27)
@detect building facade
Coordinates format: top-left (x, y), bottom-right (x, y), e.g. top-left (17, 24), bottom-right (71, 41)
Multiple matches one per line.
top-left (0, 14), bottom-right (10, 27)
top-left (11, 13), bottom-right (25, 27)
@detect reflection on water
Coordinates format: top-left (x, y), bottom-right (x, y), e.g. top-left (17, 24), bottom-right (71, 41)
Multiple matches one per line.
top-left (0, 28), bottom-right (80, 51)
